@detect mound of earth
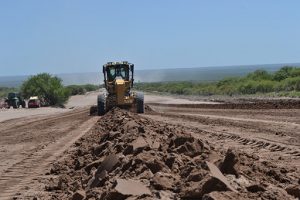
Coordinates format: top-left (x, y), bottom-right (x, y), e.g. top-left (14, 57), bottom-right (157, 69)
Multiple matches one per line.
top-left (43, 108), bottom-right (298, 200)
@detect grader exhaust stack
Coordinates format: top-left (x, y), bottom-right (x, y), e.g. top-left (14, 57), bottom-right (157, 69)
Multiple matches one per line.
top-left (91, 61), bottom-right (144, 116)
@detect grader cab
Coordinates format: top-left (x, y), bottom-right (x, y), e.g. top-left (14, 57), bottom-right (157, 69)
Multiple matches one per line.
top-left (95, 61), bottom-right (144, 116)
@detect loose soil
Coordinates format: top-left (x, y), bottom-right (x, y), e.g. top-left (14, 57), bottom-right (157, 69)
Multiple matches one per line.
top-left (0, 95), bottom-right (299, 200)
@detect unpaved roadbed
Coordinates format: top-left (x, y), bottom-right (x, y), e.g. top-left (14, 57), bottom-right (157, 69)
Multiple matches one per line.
top-left (0, 92), bottom-right (98, 123)
top-left (36, 108), bottom-right (299, 200)
top-left (0, 95), bottom-right (299, 199)
top-left (0, 108), bottom-right (98, 200)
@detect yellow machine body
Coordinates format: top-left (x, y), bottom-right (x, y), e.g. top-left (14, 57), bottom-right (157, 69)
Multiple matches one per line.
top-left (93, 61), bottom-right (144, 116)
top-left (103, 62), bottom-right (136, 108)
top-left (109, 78), bottom-right (135, 106)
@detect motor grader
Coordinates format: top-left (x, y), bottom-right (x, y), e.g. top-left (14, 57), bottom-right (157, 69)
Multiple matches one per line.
top-left (91, 61), bottom-right (144, 116)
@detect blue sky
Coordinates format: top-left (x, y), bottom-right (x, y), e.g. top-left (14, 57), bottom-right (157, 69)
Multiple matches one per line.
top-left (0, 1), bottom-right (299, 76)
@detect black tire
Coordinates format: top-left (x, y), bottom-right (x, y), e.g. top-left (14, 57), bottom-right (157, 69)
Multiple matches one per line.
top-left (13, 101), bottom-right (18, 109)
top-left (21, 101), bottom-right (26, 108)
top-left (97, 94), bottom-right (106, 116)
top-left (136, 92), bottom-right (144, 113)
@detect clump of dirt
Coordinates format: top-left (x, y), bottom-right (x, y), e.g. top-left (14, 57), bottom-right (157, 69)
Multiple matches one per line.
top-left (144, 105), bottom-right (155, 113)
top-left (43, 108), bottom-right (298, 200)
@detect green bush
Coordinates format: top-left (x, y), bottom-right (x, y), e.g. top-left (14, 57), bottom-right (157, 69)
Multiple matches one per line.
top-left (256, 80), bottom-right (275, 93)
top-left (21, 73), bottom-right (70, 106)
top-left (290, 67), bottom-right (300, 77)
top-left (247, 70), bottom-right (272, 81)
top-left (66, 84), bottom-right (99, 95)
top-left (238, 80), bottom-right (257, 94)
top-left (84, 84), bottom-right (99, 92)
top-left (273, 66), bottom-right (294, 81)
top-left (276, 77), bottom-right (300, 91)
top-left (66, 85), bottom-right (86, 95)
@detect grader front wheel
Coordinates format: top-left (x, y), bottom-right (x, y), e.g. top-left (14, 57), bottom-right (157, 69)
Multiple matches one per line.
top-left (97, 94), bottom-right (107, 116)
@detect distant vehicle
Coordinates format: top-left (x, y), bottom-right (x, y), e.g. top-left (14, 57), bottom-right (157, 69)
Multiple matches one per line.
top-left (39, 97), bottom-right (49, 107)
top-left (5, 92), bottom-right (26, 109)
top-left (28, 96), bottom-right (41, 108)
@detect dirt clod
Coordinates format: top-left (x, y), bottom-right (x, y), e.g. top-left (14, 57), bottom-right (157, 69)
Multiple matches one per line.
top-left (72, 190), bottom-right (86, 200)
top-left (219, 148), bottom-right (240, 178)
top-left (152, 172), bottom-right (176, 190)
top-left (285, 185), bottom-right (300, 198)
top-left (115, 178), bottom-right (151, 196)
top-left (246, 184), bottom-right (266, 193)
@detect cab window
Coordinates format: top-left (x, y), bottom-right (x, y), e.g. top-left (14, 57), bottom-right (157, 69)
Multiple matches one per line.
top-left (118, 66), bottom-right (129, 80)
top-left (107, 67), bottom-right (116, 81)
top-left (107, 65), bottom-right (129, 81)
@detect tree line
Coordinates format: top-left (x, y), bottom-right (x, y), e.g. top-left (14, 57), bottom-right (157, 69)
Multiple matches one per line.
top-left (135, 66), bottom-right (300, 97)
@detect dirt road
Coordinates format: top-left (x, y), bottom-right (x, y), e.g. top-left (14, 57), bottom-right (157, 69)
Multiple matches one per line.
top-left (0, 92), bottom-right (98, 123)
top-left (0, 107), bottom-right (99, 199)
top-left (145, 104), bottom-right (300, 166)
top-left (0, 92), bottom-right (206, 123)
top-left (0, 94), bottom-right (299, 199)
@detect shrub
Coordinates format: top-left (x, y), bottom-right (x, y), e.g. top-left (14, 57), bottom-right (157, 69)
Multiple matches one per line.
top-left (237, 80), bottom-right (257, 94)
top-left (83, 84), bottom-right (99, 92)
top-left (66, 84), bottom-right (99, 95)
top-left (290, 67), bottom-right (300, 78)
top-left (273, 66), bottom-right (294, 81)
top-left (277, 77), bottom-right (300, 91)
top-left (247, 70), bottom-right (272, 81)
top-left (255, 80), bottom-right (275, 93)
top-left (21, 73), bottom-right (70, 106)
top-left (66, 85), bottom-right (86, 95)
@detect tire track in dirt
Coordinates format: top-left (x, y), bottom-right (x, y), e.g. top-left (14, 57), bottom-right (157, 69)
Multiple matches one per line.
top-left (146, 108), bottom-right (300, 145)
top-left (144, 113), bottom-right (300, 157)
top-left (143, 112), bottom-right (300, 188)
top-left (201, 128), bottom-right (300, 156)
top-left (0, 108), bottom-right (89, 133)
top-left (159, 107), bottom-right (300, 123)
top-left (0, 109), bottom-right (99, 200)
top-left (147, 99), bottom-right (300, 109)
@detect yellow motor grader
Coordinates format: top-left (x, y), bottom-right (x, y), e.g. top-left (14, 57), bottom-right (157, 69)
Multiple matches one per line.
top-left (92, 61), bottom-right (144, 116)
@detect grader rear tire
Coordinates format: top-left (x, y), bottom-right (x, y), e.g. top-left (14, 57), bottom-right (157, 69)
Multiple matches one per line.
top-left (136, 92), bottom-right (144, 113)
top-left (97, 94), bottom-right (106, 116)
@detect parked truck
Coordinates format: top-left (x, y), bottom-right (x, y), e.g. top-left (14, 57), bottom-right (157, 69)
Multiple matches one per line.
top-left (5, 92), bottom-right (26, 109)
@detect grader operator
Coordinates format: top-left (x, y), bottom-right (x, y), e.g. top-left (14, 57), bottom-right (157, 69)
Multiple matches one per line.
top-left (93, 61), bottom-right (144, 116)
